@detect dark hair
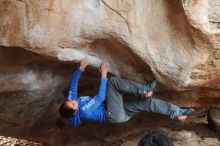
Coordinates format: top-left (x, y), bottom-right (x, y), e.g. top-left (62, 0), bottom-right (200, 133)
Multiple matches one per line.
top-left (56, 101), bottom-right (77, 129)
top-left (138, 130), bottom-right (173, 146)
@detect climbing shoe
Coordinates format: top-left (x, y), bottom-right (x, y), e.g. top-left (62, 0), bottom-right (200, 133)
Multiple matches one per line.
top-left (144, 80), bottom-right (157, 97)
top-left (177, 108), bottom-right (195, 123)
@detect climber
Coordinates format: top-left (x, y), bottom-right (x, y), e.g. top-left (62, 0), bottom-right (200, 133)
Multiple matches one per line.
top-left (57, 57), bottom-right (194, 128)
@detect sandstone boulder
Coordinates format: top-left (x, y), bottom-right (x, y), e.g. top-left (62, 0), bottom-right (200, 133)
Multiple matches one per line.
top-left (0, 0), bottom-right (220, 145)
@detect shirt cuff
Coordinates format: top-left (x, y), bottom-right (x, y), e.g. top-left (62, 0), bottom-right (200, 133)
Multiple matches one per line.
top-left (78, 67), bottom-right (85, 72)
top-left (101, 77), bottom-right (108, 81)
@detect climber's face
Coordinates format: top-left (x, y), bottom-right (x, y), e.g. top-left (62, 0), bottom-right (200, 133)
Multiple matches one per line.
top-left (66, 100), bottom-right (78, 110)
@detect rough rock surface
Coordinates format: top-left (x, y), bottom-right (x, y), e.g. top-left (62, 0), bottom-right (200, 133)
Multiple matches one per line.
top-left (0, 135), bottom-right (43, 146)
top-left (0, 0), bottom-right (220, 145)
top-left (208, 107), bottom-right (220, 133)
top-left (123, 129), bottom-right (220, 146)
top-left (0, 0), bottom-right (220, 106)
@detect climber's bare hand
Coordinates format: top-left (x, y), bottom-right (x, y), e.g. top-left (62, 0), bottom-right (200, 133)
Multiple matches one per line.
top-left (100, 61), bottom-right (108, 78)
top-left (80, 56), bottom-right (89, 71)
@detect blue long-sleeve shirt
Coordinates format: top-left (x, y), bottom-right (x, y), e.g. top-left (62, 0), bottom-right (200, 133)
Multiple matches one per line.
top-left (67, 68), bottom-right (108, 126)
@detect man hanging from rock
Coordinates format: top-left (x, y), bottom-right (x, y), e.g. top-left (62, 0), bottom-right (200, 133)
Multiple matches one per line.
top-left (57, 57), bottom-right (194, 128)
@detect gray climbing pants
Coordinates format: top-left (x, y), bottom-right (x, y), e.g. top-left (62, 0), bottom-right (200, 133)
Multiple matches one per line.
top-left (105, 77), bottom-right (179, 123)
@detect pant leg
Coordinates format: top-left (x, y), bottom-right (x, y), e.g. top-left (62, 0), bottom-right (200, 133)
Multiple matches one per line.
top-left (105, 77), bottom-right (130, 123)
top-left (107, 77), bottom-right (145, 98)
top-left (124, 97), bottom-right (180, 120)
top-left (105, 76), bottom-right (145, 123)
